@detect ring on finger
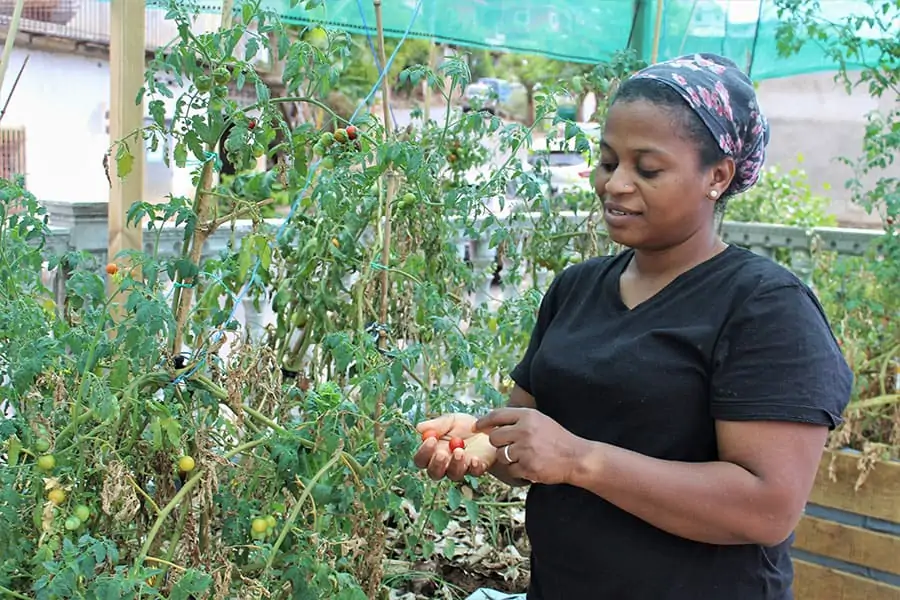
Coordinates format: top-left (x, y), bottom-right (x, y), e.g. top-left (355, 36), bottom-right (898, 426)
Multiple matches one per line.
top-left (503, 444), bottom-right (516, 464)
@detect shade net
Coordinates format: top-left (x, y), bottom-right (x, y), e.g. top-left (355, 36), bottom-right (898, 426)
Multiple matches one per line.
top-left (135, 0), bottom-right (894, 80)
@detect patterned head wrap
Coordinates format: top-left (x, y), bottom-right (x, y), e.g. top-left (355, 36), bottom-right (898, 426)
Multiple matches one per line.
top-left (628, 53), bottom-right (770, 197)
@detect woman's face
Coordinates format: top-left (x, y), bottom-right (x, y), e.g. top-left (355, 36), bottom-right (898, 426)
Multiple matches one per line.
top-left (593, 99), bottom-right (733, 251)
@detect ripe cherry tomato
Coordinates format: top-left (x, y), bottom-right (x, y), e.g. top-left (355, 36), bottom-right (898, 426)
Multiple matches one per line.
top-left (105, 263), bottom-right (118, 275)
top-left (346, 125), bottom-right (358, 140)
top-left (421, 430), bottom-right (439, 442)
top-left (449, 437), bottom-right (466, 451)
top-left (248, 119), bottom-right (257, 130)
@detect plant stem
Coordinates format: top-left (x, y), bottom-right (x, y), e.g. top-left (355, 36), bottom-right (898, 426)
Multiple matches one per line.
top-left (135, 468), bottom-right (205, 566)
top-left (264, 442), bottom-right (344, 570)
top-left (171, 161), bottom-right (215, 355)
top-left (0, 584), bottom-right (31, 600)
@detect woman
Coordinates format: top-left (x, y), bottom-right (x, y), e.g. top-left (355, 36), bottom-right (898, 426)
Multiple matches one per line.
top-left (413, 53), bottom-right (852, 599)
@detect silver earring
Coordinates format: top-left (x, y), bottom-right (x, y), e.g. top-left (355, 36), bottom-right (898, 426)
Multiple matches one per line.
top-left (709, 190), bottom-right (719, 199)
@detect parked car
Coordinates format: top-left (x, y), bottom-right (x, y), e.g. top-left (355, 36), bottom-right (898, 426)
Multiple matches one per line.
top-left (511, 121), bottom-right (602, 197)
top-left (462, 78), bottom-right (526, 119)
top-left (461, 82), bottom-right (499, 115)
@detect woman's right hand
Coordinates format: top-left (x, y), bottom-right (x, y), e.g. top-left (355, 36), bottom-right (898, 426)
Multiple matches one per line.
top-left (413, 413), bottom-right (497, 481)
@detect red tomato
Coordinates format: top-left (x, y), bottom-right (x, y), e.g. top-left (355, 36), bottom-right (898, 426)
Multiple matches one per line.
top-left (449, 437), bottom-right (466, 451)
top-left (346, 125), bottom-right (358, 140)
top-left (421, 430), bottom-right (439, 442)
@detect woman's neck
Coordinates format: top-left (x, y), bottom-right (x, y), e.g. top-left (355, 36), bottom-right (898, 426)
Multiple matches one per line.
top-left (629, 231), bottom-right (727, 281)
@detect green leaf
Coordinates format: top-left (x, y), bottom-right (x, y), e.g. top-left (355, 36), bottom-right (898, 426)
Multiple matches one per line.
top-left (149, 99), bottom-right (167, 128)
top-left (115, 144), bottom-right (134, 178)
top-left (173, 142), bottom-right (188, 168)
top-left (5, 435), bottom-right (21, 466)
top-left (464, 498), bottom-right (479, 525)
top-left (169, 569), bottom-right (213, 600)
top-left (447, 485), bottom-right (462, 511)
top-left (429, 507), bottom-right (450, 533)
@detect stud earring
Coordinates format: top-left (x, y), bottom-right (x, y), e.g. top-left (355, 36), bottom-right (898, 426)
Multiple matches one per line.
top-left (709, 190), bottom-right (719, 199)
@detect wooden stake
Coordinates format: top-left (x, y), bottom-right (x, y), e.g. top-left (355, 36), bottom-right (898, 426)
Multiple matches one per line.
top-left (423, 39), bottom-right (435, 122)
top-left (0, 0), bottom-right (25, 93)
top-left (108, 0), bottom-right (145, 301)
top-left (170, 0), bottom-right (236, 355)
top-left (650, 0), bottom-right (665, 63)
top-left (373, 0), bottom-right (394, 459)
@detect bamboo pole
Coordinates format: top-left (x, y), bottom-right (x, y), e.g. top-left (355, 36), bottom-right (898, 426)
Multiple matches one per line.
top-left (108, 0), bottom-right (145, 300)
top-left (0, 0), bottom-right (25, 92)
top-left (372, 0), bottom-right (395, 459)
top-left (650, 0), bottom-right (665, 63)
top-left (423, 39), bottom-right (435, 122)
top-left (170, 0), bottom-right (236, 355)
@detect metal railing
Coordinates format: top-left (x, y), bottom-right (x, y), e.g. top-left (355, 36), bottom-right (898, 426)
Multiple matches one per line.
top-left (36, 201), bottom-right (887, 327)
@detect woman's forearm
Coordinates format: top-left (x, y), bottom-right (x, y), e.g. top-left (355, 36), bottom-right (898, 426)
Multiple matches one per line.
top-left (568, 441), bottom-right (796, 546)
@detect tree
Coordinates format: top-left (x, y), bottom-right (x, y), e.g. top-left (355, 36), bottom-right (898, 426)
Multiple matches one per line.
top-left (498, 53), bottom-right (565, 125)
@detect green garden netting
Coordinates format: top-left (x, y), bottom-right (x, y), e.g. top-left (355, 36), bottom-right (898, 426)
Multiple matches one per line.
top-left (139, 0), bottom-right (894, 81)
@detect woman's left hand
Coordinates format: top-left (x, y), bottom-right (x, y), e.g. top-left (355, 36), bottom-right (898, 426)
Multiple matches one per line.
top-left (474, 407), bottom-right (588, 485)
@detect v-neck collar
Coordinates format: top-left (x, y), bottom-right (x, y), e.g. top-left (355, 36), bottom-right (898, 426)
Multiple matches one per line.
top-left (607, 245), bottom-right (738, 313)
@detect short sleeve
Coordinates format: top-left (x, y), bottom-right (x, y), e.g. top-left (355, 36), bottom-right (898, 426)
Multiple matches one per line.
top-left (710, 282), bottom-right (852, 429)
top-left (510, 269), bottom-right (569, 396)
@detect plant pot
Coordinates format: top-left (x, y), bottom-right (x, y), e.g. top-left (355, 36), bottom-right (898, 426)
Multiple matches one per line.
top-left (791, 448), bottom-right (900, 598)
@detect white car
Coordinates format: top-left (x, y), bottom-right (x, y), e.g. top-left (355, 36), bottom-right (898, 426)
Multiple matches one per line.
top-left (514, 122), bottom-right (602, 197)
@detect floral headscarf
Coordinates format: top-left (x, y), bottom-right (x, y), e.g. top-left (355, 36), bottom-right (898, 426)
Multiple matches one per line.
top-left (629, 53), bottom-right (770, 197)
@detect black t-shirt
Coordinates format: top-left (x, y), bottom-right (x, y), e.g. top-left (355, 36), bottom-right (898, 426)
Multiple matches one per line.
top-left (509, 245), bottom-right (853, 600)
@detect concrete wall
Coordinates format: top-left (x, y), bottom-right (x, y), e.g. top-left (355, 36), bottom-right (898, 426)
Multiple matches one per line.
top-left (0, 39), bottom-right (893, 229)
top-left (756, 72), bottom-right (895, 228)
top-left (0, 46), bottom-right (197, 205)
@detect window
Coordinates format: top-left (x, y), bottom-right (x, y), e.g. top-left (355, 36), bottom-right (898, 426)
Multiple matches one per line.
top-left (0, 126), bottom-right (26, 184)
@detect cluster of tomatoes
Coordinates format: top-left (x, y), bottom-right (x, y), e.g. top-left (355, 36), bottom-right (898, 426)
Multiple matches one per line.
top-left (312, 125), bottom-right (360, 170)
top-left (250, 514), bottom-right (279, 541)
top-left (32, 441), bottom-right (93, 531)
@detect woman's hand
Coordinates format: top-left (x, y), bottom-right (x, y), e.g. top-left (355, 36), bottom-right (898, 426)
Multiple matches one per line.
top-left (413, 413), bottom-right (497, 482)
top-left (475, 407), bottom-right (588, 485)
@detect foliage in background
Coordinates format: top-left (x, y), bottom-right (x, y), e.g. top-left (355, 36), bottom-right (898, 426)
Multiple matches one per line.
top-left (776, 0), bottom-right (899, 461)
top-left (0, 2), bottom-right (612, 598)
top-left (725, 156), bottom-right (837, 228)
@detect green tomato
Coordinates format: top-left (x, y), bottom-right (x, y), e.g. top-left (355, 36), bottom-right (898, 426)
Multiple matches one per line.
top-left (73, 505), bottom-right (91, 522)
top-left (195, 75), bottom-right (212, 92)
top-left (64, 516), bottom-right (82, 531)
top-left (307, 27), bottom-right (328, 50)
top-left (34, 439), bottom-right (50, 453)
top-left (320, 132), bottom-right (335, 148)
top-left (213, 67), bottom-right (231, 85)
top-left (37, 454), bottom-right (56, 471)
top-left (321, 156), bottom-right (335, 170)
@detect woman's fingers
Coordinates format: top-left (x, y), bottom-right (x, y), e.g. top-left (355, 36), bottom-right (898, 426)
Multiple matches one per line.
top-left (487, 425), bottom-right (518, 449)
top-left (415, 414), bottom-right (457, 436)
top-left (413, 437), bottom-right (439, 469)
top-left (469, 457), bottom-right (487, 477)
top-left (426, 446), bottom-right (453, 480)
top-left (446, 448), bottom-right (470, 481)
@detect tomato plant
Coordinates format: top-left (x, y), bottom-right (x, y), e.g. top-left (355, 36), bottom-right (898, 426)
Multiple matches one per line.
top-left (0, 1), bottom-right (640, 598)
